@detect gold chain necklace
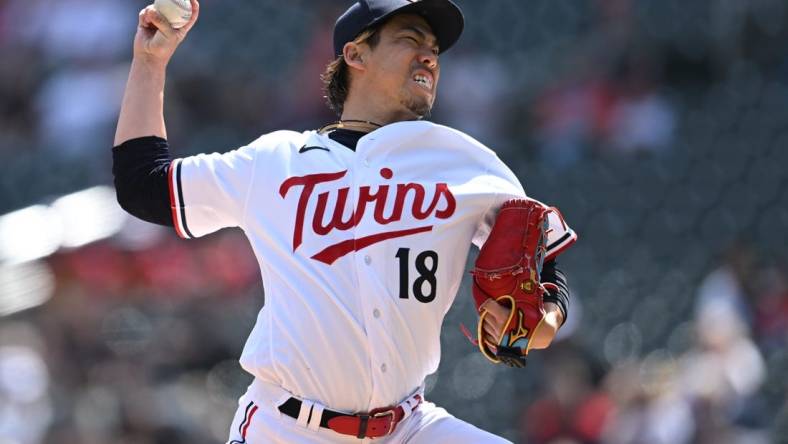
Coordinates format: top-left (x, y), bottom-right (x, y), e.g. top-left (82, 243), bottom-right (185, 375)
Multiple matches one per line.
top-left (318, 119), bottom-right (383, 134)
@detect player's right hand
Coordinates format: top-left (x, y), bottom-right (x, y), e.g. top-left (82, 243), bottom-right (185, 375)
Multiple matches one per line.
top-left (134, 0), bottom-right (200, 64)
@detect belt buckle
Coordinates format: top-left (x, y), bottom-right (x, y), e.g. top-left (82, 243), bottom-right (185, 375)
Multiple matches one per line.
top-left (372, 409), bottom-right (397, 436)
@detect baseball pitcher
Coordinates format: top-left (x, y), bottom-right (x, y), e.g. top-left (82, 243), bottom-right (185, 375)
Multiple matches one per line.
top-left (112, 0), bottom-right (577, 442)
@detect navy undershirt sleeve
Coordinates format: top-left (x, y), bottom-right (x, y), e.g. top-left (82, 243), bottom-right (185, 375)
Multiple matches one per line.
top-left (540, 259), bottom-right (570, 324)
top-left (112, 136), bottom-right (174, 226)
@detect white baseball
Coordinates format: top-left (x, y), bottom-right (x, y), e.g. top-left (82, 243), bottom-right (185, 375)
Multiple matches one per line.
top-left (153, 0), bottom-right (192, 29)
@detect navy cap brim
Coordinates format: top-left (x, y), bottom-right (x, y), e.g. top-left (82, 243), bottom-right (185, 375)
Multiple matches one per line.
top-left (334, 0), bottom-right (464, 57)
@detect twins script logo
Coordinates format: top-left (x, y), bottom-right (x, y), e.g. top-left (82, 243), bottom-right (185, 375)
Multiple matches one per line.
top-left (279, 167), bottom-right (456, 265)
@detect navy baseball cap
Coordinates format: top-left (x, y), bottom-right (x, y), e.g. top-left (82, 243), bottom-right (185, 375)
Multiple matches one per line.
top-left (333, 0), bottom-right (465, 57)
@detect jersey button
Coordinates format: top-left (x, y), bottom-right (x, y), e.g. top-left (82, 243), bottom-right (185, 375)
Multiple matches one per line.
top-left (373, 309), bottom-right (380, 318)
top-left (380, 363), bottom-right (387, 373)
top-left (364, 255), bottom-right (372, 265)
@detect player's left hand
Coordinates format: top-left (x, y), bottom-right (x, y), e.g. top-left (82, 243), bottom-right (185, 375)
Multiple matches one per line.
top-left (480, 300), bottom-right (563, 351)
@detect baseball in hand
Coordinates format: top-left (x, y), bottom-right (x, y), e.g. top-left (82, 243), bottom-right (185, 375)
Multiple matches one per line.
top-left (153, 0), bottom-right (192, 29)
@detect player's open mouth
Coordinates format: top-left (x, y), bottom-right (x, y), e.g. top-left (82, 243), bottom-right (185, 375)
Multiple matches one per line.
top-left (413, 72), bottom-right (434, 91)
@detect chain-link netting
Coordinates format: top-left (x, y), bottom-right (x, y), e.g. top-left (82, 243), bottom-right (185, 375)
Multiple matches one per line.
top-left (1, 0), bottom-right (787, 443)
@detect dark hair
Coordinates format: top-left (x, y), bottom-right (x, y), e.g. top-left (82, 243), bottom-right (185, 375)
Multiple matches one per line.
top-left (321, 27), bottom-right (381, 116)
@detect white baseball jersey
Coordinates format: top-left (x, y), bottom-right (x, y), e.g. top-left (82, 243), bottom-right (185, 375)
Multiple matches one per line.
top-left (167, 120), bottom-right (576, 414)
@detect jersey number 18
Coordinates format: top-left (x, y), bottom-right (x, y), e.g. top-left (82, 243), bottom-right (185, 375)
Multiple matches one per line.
top-left (395, 248), bottom-right (438, 303)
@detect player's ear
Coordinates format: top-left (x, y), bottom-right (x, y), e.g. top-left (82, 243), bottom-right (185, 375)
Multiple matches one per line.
top-left (343, 42), bottom-right (367, 71)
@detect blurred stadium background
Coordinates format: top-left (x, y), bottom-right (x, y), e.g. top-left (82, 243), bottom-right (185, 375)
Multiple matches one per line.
top-left (1, 0), bottom-right (787, 443)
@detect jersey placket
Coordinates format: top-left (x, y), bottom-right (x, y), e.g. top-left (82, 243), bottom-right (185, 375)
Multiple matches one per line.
top-left (352, 134), bottom-right (397, 410)
top-left (317, 136), bottom-right (377, 409)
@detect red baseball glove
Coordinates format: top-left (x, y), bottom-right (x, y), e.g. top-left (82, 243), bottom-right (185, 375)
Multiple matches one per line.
top-left (466, 199), bottom-right (561, 368)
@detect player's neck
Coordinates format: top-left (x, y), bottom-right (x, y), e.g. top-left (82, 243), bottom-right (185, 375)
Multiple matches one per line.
top-left (341, 97), bottom-right (420, 129)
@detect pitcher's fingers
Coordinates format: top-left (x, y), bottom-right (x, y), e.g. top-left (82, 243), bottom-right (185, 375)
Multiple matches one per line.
top-left (486, 310), bottom-right (507, 335)
top-left (482, 337), bottom-right (498, 353)
top-left (180, 0), bottom-right (200, 33)
top-left (478, 299), bottom-right (494, 313)
top-left (482, 324), bottom-right (494, 342)
top-left (143, 7), bottom-right (177, 38)
top-left (139, 6), bottom-right (160, 29)
top-left (485, 300), bottom-right (510, 323)
top-left (482, 318), bottom-right (499, 340)
top-left (140, 7), bottom-right (156, 27)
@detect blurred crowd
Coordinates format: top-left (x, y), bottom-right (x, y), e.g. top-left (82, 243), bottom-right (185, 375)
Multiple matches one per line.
top-left (520, 248), bottom-right (788, 444)
top-left (1, 0), bottom-right (788, 443)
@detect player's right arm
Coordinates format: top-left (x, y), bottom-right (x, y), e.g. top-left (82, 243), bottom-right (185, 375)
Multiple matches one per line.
top-left (114, 0), bottom-right (200, 145)
top-left (113, 0), bottom-right (258, 238)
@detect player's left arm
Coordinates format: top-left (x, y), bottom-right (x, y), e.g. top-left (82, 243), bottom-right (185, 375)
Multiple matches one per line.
top-left (470, 154), bottom-right (577, 358)
top-left (472, 196), bottom-right (576, 352)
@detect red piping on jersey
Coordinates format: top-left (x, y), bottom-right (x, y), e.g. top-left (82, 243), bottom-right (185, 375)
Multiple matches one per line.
top-left (241, 404), bottom-right (258, 439)
top-left (312, 226), bottom-right (433, 265)
top-left (168, 159), bottom-right (187, 239)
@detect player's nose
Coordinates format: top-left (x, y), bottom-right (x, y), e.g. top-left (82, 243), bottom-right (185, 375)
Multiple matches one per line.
top-left (418, 49), bottom-right (439, 71)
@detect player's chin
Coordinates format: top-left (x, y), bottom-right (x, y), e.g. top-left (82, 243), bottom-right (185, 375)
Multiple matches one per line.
top-left (402, 94), bottom-right (434, 119)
